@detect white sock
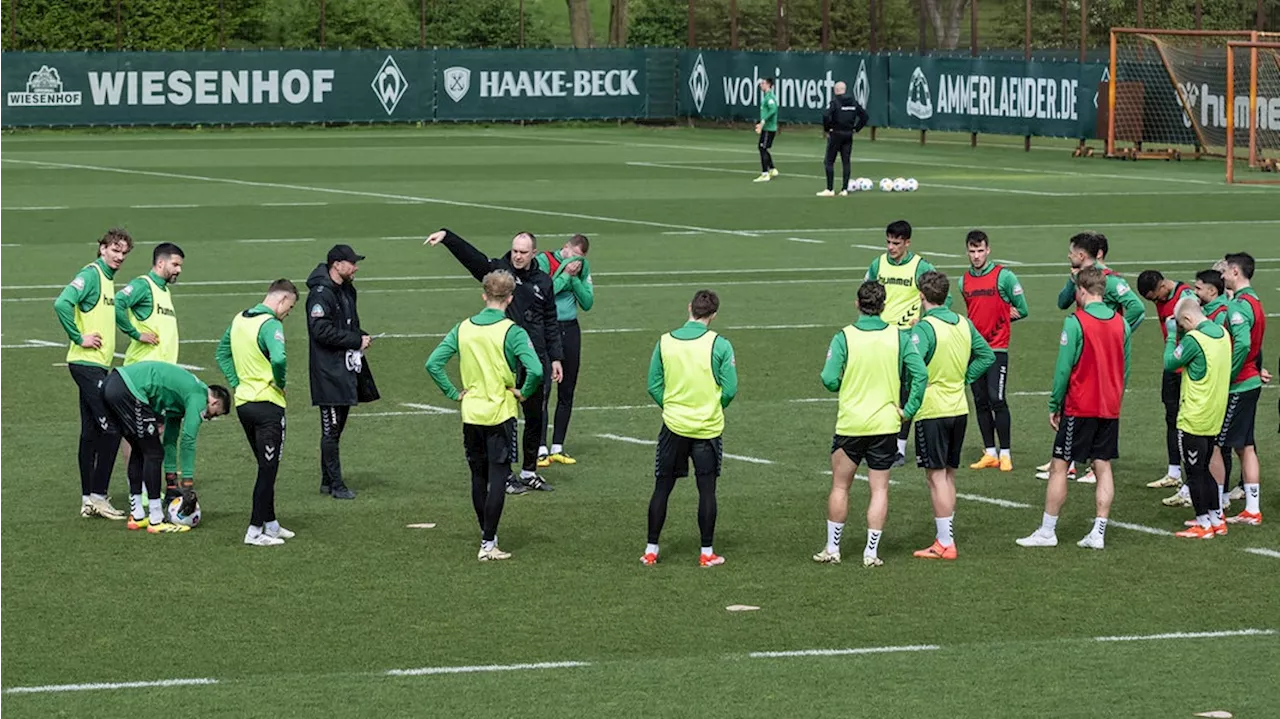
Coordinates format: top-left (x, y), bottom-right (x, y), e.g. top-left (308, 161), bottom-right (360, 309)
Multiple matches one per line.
top-left (89, 492), bottom-right (106, 501)
top-left (1067, 462), bottom-right (1076, 474)
top-left (1219, 485), bottom-right (1227, 509)
top-left (999, 448), bottom-right (1011, 460)
top-left (645, 543), bottom-right (659, 556)
top-left (1167, 465), bottom-right (1182, 480)
top-left (701, 546), bottom-right (714, 557)
top-left (985, 447), bottom-right (997, 458)
top-left (896, 439), bottom-right (907, 455)
top-left (521, 470), bottom-right (537, 479)
top-left (864, 529), bottom-right (882, 557)
top-left (1195, 513), bottom-right (1211, 529)
top-left (266, 520), bottom-right (281, 534)
top-left (82, 494), bottom-right (90, 505)
top-left (551, 444), bottom-right (563, 455)
top-left (538, 446), bottom-right (548, 457)
top-left (130, 494), bottom-right (145, 520)
top-left (1040, 513), bottom-right (1058, 534)
top-left (935, 515), bottom-right (954, 546)
top-left (826, 520), bottom-right (844, 553)
top-left (1245, 484), bottom-right (1260, 513)
top-left (148, 498), bottom-right (164, 525)
top-left (1092, 517), bottom-right (1108, 538)
top-left (482, 539), bottom-right (495, 552)
top-left (1211, 508), bottom-right (1225, 526)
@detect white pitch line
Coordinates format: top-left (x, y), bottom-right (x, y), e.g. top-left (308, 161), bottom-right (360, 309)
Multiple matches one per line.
top-left (3, 678), bottom-right (218, 695)
top-left (400, 402), bottom-right (459, 415)
top-left (1, 243), bottom-right (22, 247)
top-left (129, 203), bottom-right (199, 209)
top-left (1095, 629), bottom-right (1276, 642)
top-left (384, 661), bottom-right (591, 677)
top-left (1106, 520), bottom-right (1174, 537)
top-left (1242, 547), bottom-right (1280, 559)
top-left (3, 206), bottom-right (68, 211)
top-left (786, 237), bottom-right (825, 244)
top-left (261, 202), bottom-right (328, 207)
top-left (235, 238), bottom-right (316, 244)
top-left (955, 493), bottom-right (1032, 509)
top-left (595, 433), bottom-right (774, 465)
top-left (749, 644), bottom-right (941, 659)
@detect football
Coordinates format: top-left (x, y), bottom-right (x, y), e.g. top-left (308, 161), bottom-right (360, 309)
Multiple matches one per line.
top-left (906, 178), bottom-right (919, 191)
top-left (168, 495), bottom-right (202, 527)
top-left (879, 178), bottom-right (894, 192)
top-left (893, 177), bottom-right (907, 192)
top-left (858, 177), bottom-right (874, 191)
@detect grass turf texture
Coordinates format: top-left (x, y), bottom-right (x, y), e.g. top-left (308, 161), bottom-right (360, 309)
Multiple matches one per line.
top-left (2, 125), bottom-right (1279, 718)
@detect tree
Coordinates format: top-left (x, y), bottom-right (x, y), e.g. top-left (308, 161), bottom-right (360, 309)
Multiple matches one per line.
top-left (609, 0), bottom-right (629, 46)
top-left (922, 0), bottom-right (970, 49)
top-left (567, 0), bottom-right (593, 47)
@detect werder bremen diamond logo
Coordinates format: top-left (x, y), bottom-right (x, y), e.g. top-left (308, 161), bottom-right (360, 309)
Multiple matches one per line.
top-left (906, 66), bottom-right (933, 120)
top-left (689, 53), bottom-right (709, 112)
top-left (443, 66), bottom-right (471, 103)
top-left (853, 59), bottom-right (870, 108)
top-left (371, 55), bottom-right (409, 115)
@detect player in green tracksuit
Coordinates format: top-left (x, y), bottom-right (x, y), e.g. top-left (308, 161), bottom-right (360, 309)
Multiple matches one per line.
top-left (533, 234), bottom-right (594, 466)
top-left (1054, 233), bottom-right (1144, 331)
top-left (753, 77), bottom-right (779, 181)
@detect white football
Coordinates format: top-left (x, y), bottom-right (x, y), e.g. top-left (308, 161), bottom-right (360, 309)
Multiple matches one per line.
top-left (905, 178), bottom-right (919, 191)
top-left (879, 178), bottom-right (894, 192)
top-left (847, 179), bottom-right (858, 192)
top-left (893, 177), bottom-right (907, 192)
top-left (168, 496), bottom-right (201, 527)
top-left (859, 177), bottom-right (874, 191)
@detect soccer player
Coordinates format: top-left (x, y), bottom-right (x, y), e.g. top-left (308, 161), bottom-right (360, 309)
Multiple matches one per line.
top-left (101, 361), bottom-right (231, 533)
top-left (1018, 267), bottom-right (1130, 550)
top-left (959, 231), bottom-right (1029, 472)
top-left (1219, 252), bottom-right (1267, 525)
top-left (1184, 268), bottom-right (1241, 514)
top-left (1196, 269), bottom-right (1231, 325)
top-left (817, 80), bottom-right (868, 197)
top-left (911, 272), bottom-right (995, 559)
top-left (53, 228), bottom-right (133, 520)
top-left (815, 281), bottom-right (927, 568)
top-left (1136, 269), bottom-right (1197, 491)
top-left (863, 220), bottom-right (950, 466)
top-left (426, 228), bottom-right (563, 493)
top-left (533, 234), bottom-right (594, 467)
top-left (643, 290), bottom-right (738, 567)
top-left (427, 271), bottom-right (544, 561)
top-left (753, 77), bottom-right (779, 182)
top-left (1162, 302), bottom-right (1232, 538)
top-left (216, 279), bottom-right (298, 547)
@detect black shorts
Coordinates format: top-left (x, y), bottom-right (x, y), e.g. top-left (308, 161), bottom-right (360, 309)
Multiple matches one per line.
top-left (1216, 387), bottom-right (1260, 450)
top-left (655, 424), bottom-right (722, 480)
top-left (970, 352), bottom-right (1009, 410)
top-left (758, 130), bottom-right (776, 149)
top-left (463, 419), bottom-right (518, 466)
top-left (101, 370), bottom-right (160, 441)
top-left (1160, 369), bottom-right (1180, 410)
top-left (1052, 416), bottom-right (1120, 463)
top-left (914, 415), bottom-right (968, 470)
top-left (1177, 430), bottom-right (1213, 475)
top-left (831, 433), bottom-right (898, 471)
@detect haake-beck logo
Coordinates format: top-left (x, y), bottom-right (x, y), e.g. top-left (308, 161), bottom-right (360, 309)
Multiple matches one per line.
top-left (443, 66), bottom-right (471, 103)
top-left (8, 65), bottom-right (82, 107)
top-left (688, 53), bottom-right (709, 113)
top-left (371, 55), bottom-right (408, 115)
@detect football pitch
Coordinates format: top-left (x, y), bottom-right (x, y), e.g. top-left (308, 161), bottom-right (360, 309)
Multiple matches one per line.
top-left (2, 124), bottom-right (1278, 718)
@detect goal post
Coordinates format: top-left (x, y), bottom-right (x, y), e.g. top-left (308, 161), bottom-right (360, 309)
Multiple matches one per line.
top-left (1226, 41), bottom-right (1280, 184)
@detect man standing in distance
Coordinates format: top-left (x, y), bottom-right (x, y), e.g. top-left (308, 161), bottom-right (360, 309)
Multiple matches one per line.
top-left (1219, 253), bottom-right (1267, 526)
top-left (815, 281), bottom-right (928, 568)
top-left (53, 228), bottom-right (133, 520)
top-left (533, 234), bottom-right (593, 467)
top-left (911, 272), bottom-right (995, 560)
top-left (1018, 268), bottom-right (1130, 550)
top-left (216, 279), bottom-right (298, 547)
top-left (1137, 269), bottom-right (1198, 491)
top-left (753, 77), bottom-right (779, 182)
top-left (959, 231), bottom-right (1029, 472)
top-left (426, 271), bottom-right (544, 561)
top-left (425, 229), bottom-right (563, 493)
top-left (863, 220), bottom-right (950, 466)
top-left (817, 81), bottom-right (868, 197)
top-left (306, 245), bottom-right (374, 500)
top-left (643, 290), bottom-right (738, 567)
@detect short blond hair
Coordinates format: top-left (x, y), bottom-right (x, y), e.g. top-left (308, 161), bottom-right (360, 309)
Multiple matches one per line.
top-left (483, 270), bottom-right (516, 300)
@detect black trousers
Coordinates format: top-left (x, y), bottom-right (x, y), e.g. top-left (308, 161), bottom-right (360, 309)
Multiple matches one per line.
top-left (101, 370), bottom-right (162, 503)
top-left (70, 363), bottom-right (120, 496)
top-left (319, 405), bottom-right (350, 488)
top-left (464, 420), bottom-right (517, 543)
top-left (240, 402), bottom-right (285, 527)
top-left (1179, 430), bottom-right (1215, 516)
top-left (1161, 370), bottom-right (1181, 467)
top-left (648, 425), bottom-right (722, 547)
top-left (972, 352), bottom-right (1011, 450)
top-left (520, 356), bottom-right (552, 472)
top-left (898, 382), bottom-right (912, 446)
top-left (541, 320), bottom-right (581, 449)
top-left (824, 131), bottom-right (853, 191)
top-left (758, 130), bottom-right (777, 172)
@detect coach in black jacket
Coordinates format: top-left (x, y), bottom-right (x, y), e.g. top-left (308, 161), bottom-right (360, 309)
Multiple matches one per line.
top-left (820, 80), bottom-right (869, 195)
top-left (425, 228), bottom-right (563, 492)
top-left (306, 244), bottom-right (375, 500)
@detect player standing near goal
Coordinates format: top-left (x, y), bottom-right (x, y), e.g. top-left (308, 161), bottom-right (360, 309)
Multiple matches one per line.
top-left (426, 270), bottom-right (544, 561)
top-left (1219, 253), bottom-right (1268, 526)
top-left (53, 228), bottom-right (134, 520)
top-left (642, 290), bottom-right (738, 568)
top-left (533, 234), bottom-right (593, 468)
top-left (959, 231), bottom-right (1029, 472)
top-left (216, 279), bottom-right (298, 547)
top-left (910, 272), bottom-right (995, 560)
top-left (815, 281), bottom-right (927, 568)
top-left (1136, 270), bottom-right (1197, 491)
top-left (816, 81), bottom-right (868, 197)
top-left (753, 77), bottom-right (779, 183)
top-left (1018, 268), bottom-right (1130, 550)
top-left (863, 220), bottom-right (950, 466)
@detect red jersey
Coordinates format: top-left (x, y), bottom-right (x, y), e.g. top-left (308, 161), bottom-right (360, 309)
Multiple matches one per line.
top-left (1065, 310), bottom-right (1127, 419)
top-left (1233, 291), bottom-right (1267, 384)
top-left (1155, 282), bottom-right (1191, 341)
top-left (542, 251), bottom-right (561, 275)
top-left (962, 265), bottom-right (1010, 350)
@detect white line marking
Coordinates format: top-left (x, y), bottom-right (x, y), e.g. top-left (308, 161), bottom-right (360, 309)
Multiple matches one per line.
top-left (852, 244), bottom-right (885, 252)
top-left (1242, 547), bottom-right (1280, 559)
top-left (595, 433), bottom-right (774, 465)
top-left (1, 243), bottom-right (22, 247)
top-left (1095, 629), bottom-right (1276, 642)
top-left (261, 202), bottom-right (328, 207)
top-left (400, 402), bottom-right (459, 415)
top-left (129, 204), bottom-right (199, 209)
top-left (955, 493), bottom-right (1032, 509)
top-left (1107, 520), bottom-right (1174, 537)
top-left (4, 206), bottom-right (68, 211)
top-left (749, 644), bottom-right (941, 659)
top-left (385, 661), bottom-right (591, 677)
top-left (235, 238), bottom-right (316, 244)
top-left (3, 678), bottom-right (218, 695)
top-left (786, 237), bottom-right (825, 244)
top-left (25, 339), bottom-right (64, 347)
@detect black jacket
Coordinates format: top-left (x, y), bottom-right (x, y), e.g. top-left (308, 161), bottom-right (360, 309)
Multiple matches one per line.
top-left (823, 94), bottom-right (869, 134)
top-left (305, 263), bottom-right (371, 407)
top-left (439, 229), bottom-right (563, 362)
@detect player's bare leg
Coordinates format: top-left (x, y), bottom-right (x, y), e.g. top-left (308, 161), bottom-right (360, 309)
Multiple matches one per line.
top-left (815, 450), bottom-right (856, 564)
top-left (915, 467), bottom-right (957, 559)
top-left (863, 468), bottom-right (890, 566)
top-left (1078, 460), bottom-right (1113, 549)
top-left (1018, 458), bottom-right (1069, 547)
top-left (1227, 446), bottom-right (1262, 525)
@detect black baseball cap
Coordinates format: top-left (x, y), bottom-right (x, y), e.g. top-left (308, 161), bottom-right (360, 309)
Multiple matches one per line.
top-left (327, 244), bottom-right (365, 265)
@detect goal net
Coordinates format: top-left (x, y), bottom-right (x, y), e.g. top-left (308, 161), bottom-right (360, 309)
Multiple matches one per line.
top-left (1226, 40), bottom-right (1280, 183)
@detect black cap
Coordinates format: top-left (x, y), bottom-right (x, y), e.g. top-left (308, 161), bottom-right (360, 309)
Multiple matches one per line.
top-left (327, 244), bottom-right (365, 265)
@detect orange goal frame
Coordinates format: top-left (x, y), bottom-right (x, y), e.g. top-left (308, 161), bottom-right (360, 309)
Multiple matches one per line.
top-left (1226, 40), bottom-right (1280, 184)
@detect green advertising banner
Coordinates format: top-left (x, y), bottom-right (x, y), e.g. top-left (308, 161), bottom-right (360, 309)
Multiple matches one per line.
top-left (678, 50), bottom-right (890, 127)
top-left (433, 49), bottom-right (657, 121)
top-left (2, 50), bottom-right (430, 127)
top-left (888, 56), bottom-right (1105, 138)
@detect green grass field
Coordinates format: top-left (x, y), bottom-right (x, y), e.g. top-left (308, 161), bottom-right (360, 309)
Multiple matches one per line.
top-left (2, 124), bottom-right (1279, 718)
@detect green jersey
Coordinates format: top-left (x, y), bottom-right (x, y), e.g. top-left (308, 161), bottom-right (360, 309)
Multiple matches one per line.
top-left (533, 251), bottom-right (594, 322)
top-left (426, 308), bottom-right (543, 402)
top-left (864, 252), bottom-right (955, 317)
top-left (116, 361), bottom-right (210, 480)
top-left (53, 258), bottom-right (116, 358)
top-left (215, 304), bottom-right (289, 391)
top-left (759, 89), bottom-right (778, 131)
top-left (911, 307), bottom-right (997, 383)
top-left (957, 262), bottom-right (1030, 352)
top-left (1226, 288), bottom-right (1262, 394)
top-left (114, 271), bottom-right (170, 340)
top-left (1055, 264), bottom-right (1145, 330)
top-left (647, 321), bottom-right (737, 409)
top-left (821, 314), bottom-right (928, 421)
